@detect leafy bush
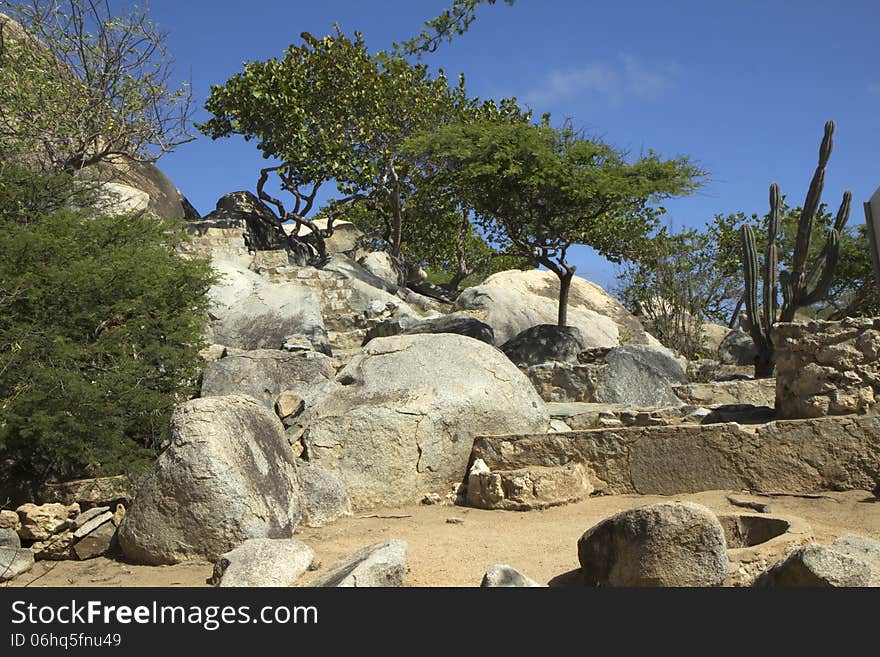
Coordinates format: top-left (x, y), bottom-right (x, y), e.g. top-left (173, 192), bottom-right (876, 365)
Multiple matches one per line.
top-left (0, 166), bottom-right (214, 491)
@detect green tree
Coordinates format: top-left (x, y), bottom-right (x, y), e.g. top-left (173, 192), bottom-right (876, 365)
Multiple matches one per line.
top-left (199, 27), bottom-right (528, 270)
top-left (0, 0), bottom-right (193, 173)
top-left (406, 120), bottom-right (705, 325)
top-left (0, 165), bottom-right (214, 493)
top-left (616, 226), bottom-right (742, 358)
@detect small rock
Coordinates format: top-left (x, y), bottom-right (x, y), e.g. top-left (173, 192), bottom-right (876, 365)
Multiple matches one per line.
top-left (421, 493), bottom-right (443, 505)
top-left (73, 522), bottom-right (117, 560)
top-left (198, 344), bottom-right (227, 362)
top-left (446, 518), bottom-right (465, 525)
top-left (309, 540), bottom-right (407, 587)
top-left (72, 506), bottom-right (111, 530)
top-left (217, 539), bottom-right (314, 587)
top-left (0, 510), bottom-right (20, 532)
top-left (282, 334), bottom-right (315, 352)
top-left (112, 504), bottom-right (126, 527)
top-left (275, 391), bottom-right (305, 420)
top-left (73, 511), bottom-right (114, 539)
top-left (548, 419), bottom-right (572, 433)
top-left (0, 547), bottom-right (35, 582)
top-left (481, 564), bottom-right (541, 587)
top-left (16, 503), bottom-right (80, 541)
top-left (30, 531), bottom-right (77, 560)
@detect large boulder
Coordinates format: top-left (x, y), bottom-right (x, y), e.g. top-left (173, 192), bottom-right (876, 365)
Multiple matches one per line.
top-left (216, 538), bottom-right (314, 587)
top-left (402, 314), bottom-right (494, 345)
top-left (754, 535), bottom-right (880, 587)
top-left (189, 191), bottom-right (288, 251)
top-left (200, 349), bottom-right (338, 411)
top-left (455, 269), bottom-right (653, 347)
top-left (287, 218), bottom-right (366, 257)
top-left (593, 345), bottom-right (687, 407)
top-left (718, 329), bottom-right (757, 366)
top-left (303, 333), bottom-right (550, 509)
top-left (118, 395), bottom-right (303, 565)
top-left (501, 324), bottom-right (587, 367)
top-left (206, 260), bottom-right (330, 354)
top-left (309, 540), bottom-right (407, 587)
top-left (80, 155), bottom-right (198, 221)
top-left (577, 502), bottom-right (729, 587)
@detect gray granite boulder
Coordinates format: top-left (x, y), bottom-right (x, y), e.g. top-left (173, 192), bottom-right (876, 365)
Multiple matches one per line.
top-left (216, 538), bottom-right (314, 587)
top-left (118, 395), bottom-right (303, 565)
top-left (303, 334), bottom-right (550, 509)
top-left (309, 540), bottom-right (407, 587)
top-left (578, 502), bottom-right (729, 587)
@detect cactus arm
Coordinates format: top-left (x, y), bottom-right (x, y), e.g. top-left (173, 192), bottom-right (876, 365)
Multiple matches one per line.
top-left (802, 228), bottom-right (840, 306)
top-left (802, 192), bottom-right (851, 305)
top-left (762, 183), bottom-right (780, 335)
top-left (741, 222), bottom-right (769, 351)
top-left (779, 270), bottom-right (796, 322)
top-left (790, 120), bottom-right (834, 295)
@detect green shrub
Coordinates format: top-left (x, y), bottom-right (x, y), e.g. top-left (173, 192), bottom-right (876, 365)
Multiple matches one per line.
top-left (0, 166), bottom-right (214, 490)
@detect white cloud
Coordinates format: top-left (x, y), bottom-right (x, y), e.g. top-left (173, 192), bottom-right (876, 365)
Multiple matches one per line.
top-left (524, 54), bottom-right (680, 108)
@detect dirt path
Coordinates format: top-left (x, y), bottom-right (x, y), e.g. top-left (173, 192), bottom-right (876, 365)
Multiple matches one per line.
top-left (7, 489), bottom-right (879, 588)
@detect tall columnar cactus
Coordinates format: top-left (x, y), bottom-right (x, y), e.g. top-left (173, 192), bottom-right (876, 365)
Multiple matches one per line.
top-left (740, 120), bottom-right (852, 377)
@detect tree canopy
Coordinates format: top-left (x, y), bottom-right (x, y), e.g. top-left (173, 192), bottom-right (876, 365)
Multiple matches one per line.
top-left (0, 165), bottom-right (213, 493)
top-left (406, 120), bottom-right (705, 324)
top-left (199, 26), bottom-right (529, 274)
top-left (0, 0), bottom-right (193, 173)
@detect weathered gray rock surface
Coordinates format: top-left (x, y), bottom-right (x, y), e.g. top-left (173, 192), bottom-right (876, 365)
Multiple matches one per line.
top-left (455, 269), bottom-right (652, 347)
top-left (217, 538), bottom-right (314, 587)
top-left (309, 540), bottom-right (407, 587)
top-left (753, 542), bottom-right (875, 587)
top-left (296, 462), bottom-right (352, 527)
top-left (481, 564), bottom-right (541, 587)
top-left (578, 502), bottom-right (729, 587)
top-left (501, 324), bottom-right (587, 367)
top-left (200, 349), bottom-right (338, 410)
top-left (207, 260), bottom-right (330, 354)
top-left (595, 345), bottom-right (687, 407)
top-left (718, 329), bottom-right (757, 366)
top-left (0, 547), bottom-right (35, 582)
top-left (303, 334), bottom-right (549, 509)
top-left (118, 395), bottom-right (303, 564)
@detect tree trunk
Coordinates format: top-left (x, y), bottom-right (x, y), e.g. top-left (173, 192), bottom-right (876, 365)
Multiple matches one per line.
top-left (753, 344), bottom-right (775, 378)
top-left (557, 270), bottom-right (574, 326)
top-left (389, 167), bottom-right (403, 259)
top-left (728, 295), bottom-right (744, 328)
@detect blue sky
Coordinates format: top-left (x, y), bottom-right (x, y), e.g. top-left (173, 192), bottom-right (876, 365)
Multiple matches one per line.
top-left (147, 0), bottom-right (880, 291)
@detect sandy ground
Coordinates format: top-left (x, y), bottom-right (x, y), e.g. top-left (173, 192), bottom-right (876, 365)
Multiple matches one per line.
top-left (5, 489), bottom-right (879, 588)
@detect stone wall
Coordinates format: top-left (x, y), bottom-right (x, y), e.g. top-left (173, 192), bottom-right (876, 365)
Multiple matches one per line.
top-left (471, 414), bottom-right (880, 495)
top-left (672, 379), bottom-right (776, 408)
top-left (774, 318), bottom-right (880, 419)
